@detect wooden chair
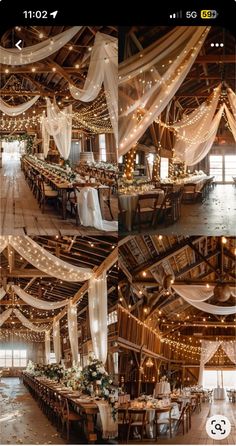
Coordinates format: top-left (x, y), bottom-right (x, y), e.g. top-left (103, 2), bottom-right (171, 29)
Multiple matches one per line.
top-left (118, 405), bottom-right (128, 441)
top-left (172, 402), bottom-right (191, 435)
top-left (98, 186), bottom-right (114, 220)
top-left (38, 177), bottom-right (59, 213)
top-left (126, 409), bottom-right (147, 442)
top-left (154, 407), bottom-right (173, 439)
top-left (60, 397), bottom-right (83, 441)
top-left (134, 193), bottom-right (160, 231)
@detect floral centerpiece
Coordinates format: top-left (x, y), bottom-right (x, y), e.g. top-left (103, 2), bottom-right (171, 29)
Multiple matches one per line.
top-left (25, 360), bottom-right (36, 375)
top-left (28, 362), bottom-right (65, 381)
top-left (62, 365), bottom-right (82, 390)
top-left (81, 357), bottom-right (118, 420)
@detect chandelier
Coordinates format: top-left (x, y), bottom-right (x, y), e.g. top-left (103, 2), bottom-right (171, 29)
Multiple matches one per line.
top-left (146, 357), bottom-right (154, 368)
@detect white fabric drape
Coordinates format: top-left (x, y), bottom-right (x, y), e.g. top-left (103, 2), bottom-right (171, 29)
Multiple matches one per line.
top-left (172, 284), bottom-right (236, 314)
top-left (227, 87), bottom-right (236, 117)
top-left (119, 26), bottom-right (210, 156)
top-left (41, 118), bottom-right (50, 158)
top-left (0, 288), bottom-right (6, 301)
top-left (173, 86), bottom-right (224, 166)
top-left (0, 237), bottom-right (9, 253)
top-left (69, 32), bottom-right (118, 143)
top-left (45, 331), bottom-right (51, 365)
top-left (67, 301), bottom-right (79, 365)
top-left (0, 96), bottom-right (39, 116)
top-left (0, 309), bottom-right (12, 327)
top-left (88, 271), bottom-right (108, 364)
top-left (6, 236), bottom-right (92, 282)
top-left (53, 320), bottom-right (61, 363)
top-left (224, 104), bottom-right (236, 142)
top-left (221, 341), bottom-right (236, 365)
top-left (198, 340), bottom-right (221, 385)
top-left (96, 401), bottom-right (118, 439)
top-left (13, 309), bottom-right (46, 332)
top-left (45, 99), bottom-right (72, 159)
top-left (12, 285), bottom-right (69, 310)
top-left (0, 27), bottom-right (81, 65)
top-left (76, 187), bottom-right (118, 232)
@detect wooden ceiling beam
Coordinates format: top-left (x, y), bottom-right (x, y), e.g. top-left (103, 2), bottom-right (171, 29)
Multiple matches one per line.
top-left (195, 55), bottom-right (236, 63)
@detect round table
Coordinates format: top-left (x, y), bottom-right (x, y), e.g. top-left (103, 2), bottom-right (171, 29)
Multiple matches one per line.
top-left (119, 189), bottom-right (165, 231)
top-left (213, 388), bottom-right (226, 400)
top-left (154, 382), bottom-right (171, 396)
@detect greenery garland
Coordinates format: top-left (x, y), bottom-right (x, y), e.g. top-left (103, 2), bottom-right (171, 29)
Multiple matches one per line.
top-left (0, 133), bottom-right (34, 154)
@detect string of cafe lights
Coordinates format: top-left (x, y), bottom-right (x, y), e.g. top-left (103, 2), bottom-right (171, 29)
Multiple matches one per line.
top-left (0, 329), bottom-right (45, 343)
top-left (119, 27), bottom-right (210, 151)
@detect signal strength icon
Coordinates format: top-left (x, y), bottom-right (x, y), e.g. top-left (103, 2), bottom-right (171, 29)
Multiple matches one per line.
top-left (169, 11), bottom-right (182, 19)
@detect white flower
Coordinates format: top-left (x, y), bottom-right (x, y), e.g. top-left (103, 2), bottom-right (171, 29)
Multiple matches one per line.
top-left (97, 367), bottom-right (105, 374)
top-left (109, 379), bottom-right (113, 384)
top-left (92, 372), bottom-right (97, 377)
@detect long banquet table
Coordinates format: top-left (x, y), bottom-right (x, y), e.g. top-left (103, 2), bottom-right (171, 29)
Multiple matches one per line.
top-left (23, 373), bottom-right (104, 443)
top-left (22, 157), bottom-right (102, 220)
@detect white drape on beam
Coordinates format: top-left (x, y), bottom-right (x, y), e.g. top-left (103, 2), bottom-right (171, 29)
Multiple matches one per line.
top-left (13, 309), bottom-right (47, 332)
top-left (45, 99), bottom-right (72, 159)
top-left (172, 284), bottom-right (236, 315)
top-left (0, 288), bottom-right (6, 301)
top-left (67, 301), bottom-right (79, 365)
top-left (0, 237), bottom-right (9, 253)
top-left (227, 87), bottom-right (236, 116)
top-left (224, 104), bottom-right (236, 142)
top-left (118, 26), bottom-right (210, 156)
top-left (41, 118), bottom-right (50, 158)
top-left (0, 96), bottom-right (39, 116)
top-left (0, 309), bottom-right (12, 327)
top-left (221, 341), bottom-right (236, 365)
top-left (172, 87), bottom-right (225, 166)
top-left (0, 27), bottom-right (81, 65)
top-left (88, 271), bottom-right (108, 364)
top-left (45, 331), bottom-right (51, 365)
top-left (12, 285), bottom-right (69, 310)
top-left (198, 340), bottom-right (221, 386)
top-left (53, 320), bottom-right (61, 363)
top-left (6, 236), bottom-right (92, 282)
top-left (69, 32), bottom-right (118, 144)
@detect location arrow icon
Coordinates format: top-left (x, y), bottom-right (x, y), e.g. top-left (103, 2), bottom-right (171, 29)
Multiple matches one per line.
top-left (15, 40), bottom-right (22, 51)
top-left (50, 11), bottom-right (58, 18)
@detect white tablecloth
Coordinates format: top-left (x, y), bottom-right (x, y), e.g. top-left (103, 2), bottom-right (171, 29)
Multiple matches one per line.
top-left (213, 388), bottom-right (226, 400)
top-left (154, 382), bottom-right (171, 396)
top-left (76, 187), bottom-right (117, 232)
top-left (119, 189), bottom-right (165, 231)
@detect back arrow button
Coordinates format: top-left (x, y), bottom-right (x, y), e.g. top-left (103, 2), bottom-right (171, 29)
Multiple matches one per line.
top-left (15, 40), bottom-right (22, 51)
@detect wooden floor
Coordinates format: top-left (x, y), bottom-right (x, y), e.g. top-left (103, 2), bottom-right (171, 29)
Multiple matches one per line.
top-left (123, 400), bottom-right (236, 445)
top-left (0, 155), bottom-right (118, 236)
top-left (0, 377), bottom-right (116, 445)
top-left (120, 184), bottom-right (236, 236)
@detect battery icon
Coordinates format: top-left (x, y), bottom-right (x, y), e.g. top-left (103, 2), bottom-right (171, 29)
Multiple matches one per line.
top-left (201, 10), bottom-right (218, 18)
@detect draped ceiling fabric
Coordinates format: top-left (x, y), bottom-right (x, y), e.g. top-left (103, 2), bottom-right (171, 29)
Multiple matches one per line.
top-left (45, 99), bottom-right (72, 159)
top-left (227, 87), bottom-right (236, 117)
top-left (172, 284), bottom-right (236, 315)
top-left (118, 26), bottom-right (210, 156)
top-left (0, 309), bottom-right (12, 327)
top-left (0, 287), bottom-right (6, 301)
top-left (45, 331), bottom-right (51, 365)
top-left (221, 341), bottom-right (236, 365)
top-left (12, 285), bottom-right (69, 310)
top-left (0, 27), bottom-right (81, 65)
top-left (67, 301), bottom-right (79, 365)
top-left (0, 96), bottom-right (39, 116)
top-left (88, 271), bottom-right (108, 364)
top-left (224, 104), bottom-right (236, 142)
top-left (2, 236), bottom-right (92, 282)
top-left (13, 309), bottom-right (47, 332)
top-left (69, 32), bottom-right (118, 144)
top-left (198, 340), bottom-right (221, 386)
top-left (53, 320), bottom-right (61, 363)
top-left (172, 86), bottom-right (225, 165)
top-left (41, 118), bottom-right (50, 158)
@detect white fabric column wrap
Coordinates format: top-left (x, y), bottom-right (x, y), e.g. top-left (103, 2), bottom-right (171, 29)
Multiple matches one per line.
top-left (53, 320), bottom-right (61, 363)
top-left (67, 301), bottom-right (79, 365)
